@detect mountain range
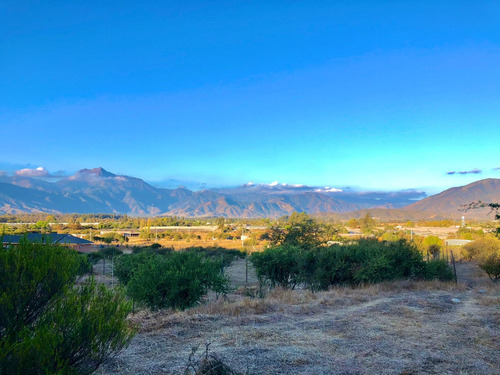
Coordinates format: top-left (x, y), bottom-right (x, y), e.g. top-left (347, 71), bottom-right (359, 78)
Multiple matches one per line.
top-left (0, 167), bottom-right (498, 220)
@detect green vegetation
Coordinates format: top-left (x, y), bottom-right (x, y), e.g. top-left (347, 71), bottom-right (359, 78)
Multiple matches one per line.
top-left (478, 254), bottom-right (500, 282)
top-left (115, 248), bottom-right (233, 310)
top-left (462, 202), bottom-right (500, 282)
top-left (462, 237), bottom-right (500, 282)
top-left (251, 245), bottom-right (304, 290)
top-left (0, 240), bottom-right (134, 374)
top-left (126, 252), bottom-right (230, 310)
top-left (263, 212), bottom-right (340, 248)
top-left (252, 239), bottom-right (453, 291)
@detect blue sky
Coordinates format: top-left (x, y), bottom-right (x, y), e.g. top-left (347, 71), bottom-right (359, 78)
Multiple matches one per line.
top-left (1, 1), bottom-right (499, 193)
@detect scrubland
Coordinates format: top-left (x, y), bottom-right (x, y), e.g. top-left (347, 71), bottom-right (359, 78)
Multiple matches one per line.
top-left (98, 260), bottom-right (499, 375)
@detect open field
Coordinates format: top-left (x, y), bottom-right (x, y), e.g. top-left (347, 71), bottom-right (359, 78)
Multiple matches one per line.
top-left (97, 261), bottom-right (499, 375)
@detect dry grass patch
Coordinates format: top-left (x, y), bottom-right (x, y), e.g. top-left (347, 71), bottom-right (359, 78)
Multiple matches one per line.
top-left (98, 262), bottom-right (499, 375)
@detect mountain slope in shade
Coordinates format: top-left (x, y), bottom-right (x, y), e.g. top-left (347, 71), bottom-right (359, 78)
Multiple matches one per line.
top-left (0, 168), bottom-right (368, 217)
top-left (406, 178), bottom-right (500, 219)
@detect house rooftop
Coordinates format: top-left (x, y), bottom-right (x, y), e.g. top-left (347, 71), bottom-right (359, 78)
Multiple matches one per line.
top-left (2, 233), bottom-right (93, 245)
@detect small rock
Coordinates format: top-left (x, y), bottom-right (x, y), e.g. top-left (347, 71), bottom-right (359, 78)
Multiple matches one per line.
top-left (478, 289), bottom-right (486, 294)
top-left (451, 298), bottom-right (461, 303)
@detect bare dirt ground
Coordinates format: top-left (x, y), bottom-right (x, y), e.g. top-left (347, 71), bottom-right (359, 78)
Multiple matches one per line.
top-left (97, 260), bottom-right (499, 375)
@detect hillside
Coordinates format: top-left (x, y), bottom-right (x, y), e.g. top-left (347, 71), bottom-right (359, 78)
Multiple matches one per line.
top-left (0, 169), bottom-right (498, 219)
top-left (406, 178), bottom-right (500, 219)
top-left (0, 167), bottom-right (425, 217)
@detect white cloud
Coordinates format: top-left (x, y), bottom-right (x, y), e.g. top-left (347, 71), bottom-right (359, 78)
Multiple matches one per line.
top-left (15, 166), bottom-right (49, 177)
top-left (314, 187), bottom-right (343, 193)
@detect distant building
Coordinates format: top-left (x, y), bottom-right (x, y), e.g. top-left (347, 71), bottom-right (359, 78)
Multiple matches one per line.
top-left (445, 239), bottom-right (472, 247)
top-left (2, 233), bottom-right (94, 253)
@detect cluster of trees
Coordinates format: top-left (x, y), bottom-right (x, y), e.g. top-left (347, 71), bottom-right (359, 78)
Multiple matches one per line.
top-left (0, 241), bottom-right (134, 374)
top-left (93, 231), bottom-right (129, 244)
top-left (0, 213), bottom-right (273, 230)
top-left (251, 213), bottom-right (454, 292)
top-left (138, 229), bottom-right (200, 241)
top-left (251, 239), bottom-right (453, 291)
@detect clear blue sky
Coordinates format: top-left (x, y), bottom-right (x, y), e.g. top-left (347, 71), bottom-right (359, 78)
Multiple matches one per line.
top-left (1, 1), bottom-right (499, 192)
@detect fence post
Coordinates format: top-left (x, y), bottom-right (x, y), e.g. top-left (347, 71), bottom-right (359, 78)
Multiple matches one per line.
top-left (245, 254), bottom-right (248, 283)
top-left (450, 250), bottom-right (457, 284)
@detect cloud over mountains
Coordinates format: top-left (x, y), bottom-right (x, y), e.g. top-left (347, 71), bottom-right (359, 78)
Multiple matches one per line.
top-left (447, 169), bottom-right (482, 175)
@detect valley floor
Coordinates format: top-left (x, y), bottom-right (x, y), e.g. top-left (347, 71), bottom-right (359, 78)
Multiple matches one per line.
top-left (98, 261), bottom-right (499, 375)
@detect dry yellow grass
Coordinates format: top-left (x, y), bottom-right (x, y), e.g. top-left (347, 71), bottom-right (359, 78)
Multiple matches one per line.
top-left (99, 262), bottom-right (499, 375)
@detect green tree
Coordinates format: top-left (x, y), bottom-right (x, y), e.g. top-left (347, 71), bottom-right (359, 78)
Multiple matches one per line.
top-left (267, 212), bottom-right (322, 248)
top-left (35, 220), bottom-right (50, 232)
top-left (0, 241), bottom-right (134, 374)
top-left (347, 218), bottom-right (359, 228)
top-left (359, 213), bottom-right (376, 233)
top-left (423, 235), bottom-right (442, 257)
top-left (216, 217), bottom-right (226, 231)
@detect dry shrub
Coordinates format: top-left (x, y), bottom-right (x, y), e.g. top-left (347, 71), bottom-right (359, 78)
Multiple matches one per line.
top-left (192, 298), bottom-right (277, 317)
top-left (184, 343), bottom-right (246, 375)
top-left (129, 309), bottom-right (193, 333)
top-left (365, 279), bottom-right (464, 293)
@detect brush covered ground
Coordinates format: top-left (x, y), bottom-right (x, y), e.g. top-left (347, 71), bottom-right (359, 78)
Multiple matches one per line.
top-left (98, 260), bottom-right (499, 375)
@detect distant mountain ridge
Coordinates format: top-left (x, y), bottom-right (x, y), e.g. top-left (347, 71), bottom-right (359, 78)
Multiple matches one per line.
top-left (0, 167), bottom-right (498, 219)
top-left (405, 178), bottom-right (500, 219)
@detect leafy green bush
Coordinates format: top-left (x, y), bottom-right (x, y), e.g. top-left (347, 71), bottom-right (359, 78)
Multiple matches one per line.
top-left (114, 251), bottom-right (154, 285)
top-left (307, 240), bottom-right (426, 289)
top-left (125, 252), bottom-right (230, 310)
top-left (183, 246), bottom-right (245, 267)
top-left (0, 241), bottom-right (134, 374)
top-left (424, 259), bottom-right (455, 281)
top-left (251, 244), bottom-right (304, 289)
top-left (304, 245), bottom-right (357, 290)
top-left (352, 239), bottom-right (426, 284)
